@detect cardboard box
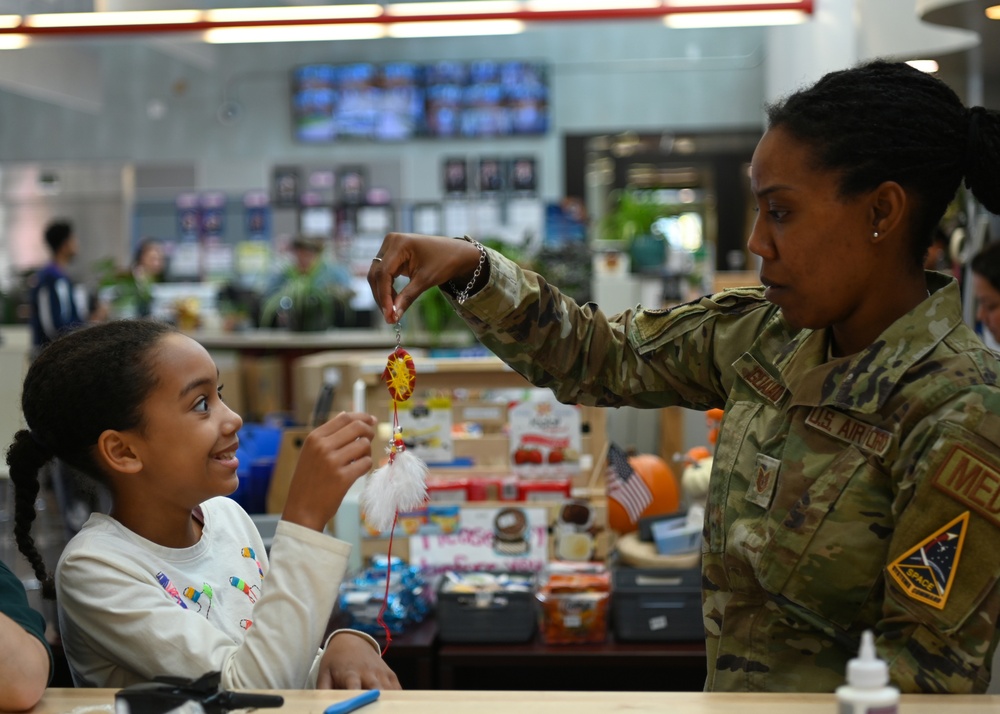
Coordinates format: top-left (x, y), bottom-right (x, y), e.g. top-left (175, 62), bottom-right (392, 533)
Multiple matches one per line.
top-left (241, 354), bottom-right (285, 422)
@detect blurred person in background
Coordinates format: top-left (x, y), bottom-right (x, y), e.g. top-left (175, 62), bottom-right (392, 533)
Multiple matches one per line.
top-left (970, 240), bottom-right (1000, 348)
top-left (29, 220), bottom-right (97, 358)
top-left (29, 219), bottom-right (109, 539)
top-left (130, 238), bottom-right (166, 318)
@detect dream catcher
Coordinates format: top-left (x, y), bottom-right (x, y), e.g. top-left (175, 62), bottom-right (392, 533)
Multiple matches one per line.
top-left (360, 325), bottom-right (429, 650)
top-left (361, 328), bottom-right (429, 531)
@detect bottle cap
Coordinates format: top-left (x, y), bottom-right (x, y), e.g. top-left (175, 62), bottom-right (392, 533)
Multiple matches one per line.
top-left (847, 630), bottom-right (889, 689)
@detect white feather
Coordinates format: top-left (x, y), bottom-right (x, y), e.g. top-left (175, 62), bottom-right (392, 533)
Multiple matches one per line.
top-left (360, 450), bottom-right (429, 533)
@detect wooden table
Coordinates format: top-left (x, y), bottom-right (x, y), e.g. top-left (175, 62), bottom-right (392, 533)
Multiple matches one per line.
top-left (19, 688), bottom-right (1000, 714)
top-left (437, 634), bottom-right (706, 691)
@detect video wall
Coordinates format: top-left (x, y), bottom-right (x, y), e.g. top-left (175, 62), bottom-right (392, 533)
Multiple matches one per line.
top-left (292, 59), bottom-right (549, 143)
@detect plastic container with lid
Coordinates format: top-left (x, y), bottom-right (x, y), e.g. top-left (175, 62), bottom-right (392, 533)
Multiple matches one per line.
top-left (835, 630), bottom-right (899, 714)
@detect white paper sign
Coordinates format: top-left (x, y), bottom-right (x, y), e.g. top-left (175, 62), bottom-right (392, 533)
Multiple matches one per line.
top-left (397, 396), bottom-right (454, 464)
top-left (408, 506), bottom-right (548, 577)
top-left (508, 395), bottom-right (582, 479)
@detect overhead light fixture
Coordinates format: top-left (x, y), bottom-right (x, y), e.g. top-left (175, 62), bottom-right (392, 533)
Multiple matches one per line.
top-left (205, 6), bottom-right (383, 23)
top-left (663, 0), bottom-right (809, 27)
top-left (0, 1), bottom-right (813, 44)
top-left (906, 59), bottom-right (939, 73)
top-left (665, 10), bottom-right (808, 27)
top-left (387, 1), bottom-right (522, 16)
top-left (24, 9), bottom-right (202, 28)
top-left (986, 5), bottom-right (1000, 20)
top-left (387, 19), bottom-right (525, 37)
top-left (525, 0), bottom-right (660, 9)
top-left (0, 33), bottom-right (27, 49)
top-left (205, 24), bottom-right (386, 43)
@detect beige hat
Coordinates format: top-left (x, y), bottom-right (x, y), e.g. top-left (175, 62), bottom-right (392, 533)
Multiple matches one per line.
top-left (291, 235), bottom-right (324, 252)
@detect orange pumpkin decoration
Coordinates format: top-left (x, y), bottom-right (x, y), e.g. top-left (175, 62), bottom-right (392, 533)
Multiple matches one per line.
top-left (607, 452), bottom-right (681, 534)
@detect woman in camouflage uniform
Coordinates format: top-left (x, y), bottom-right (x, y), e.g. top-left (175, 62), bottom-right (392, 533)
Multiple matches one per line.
top-left (369, 60), bottom-right (1000, 693)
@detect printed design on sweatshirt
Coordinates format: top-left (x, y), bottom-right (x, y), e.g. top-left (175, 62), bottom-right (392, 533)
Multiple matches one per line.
top-left (182, 583), bottom-right (214, 614)
top-left (241, 546), bottom-right (264, 579)
top-left (156, 572), bottom-right (189, 609)
top-left (240, 618), bottom-right (253, 631)
top-left (230, 576), bottom-right (260, 603)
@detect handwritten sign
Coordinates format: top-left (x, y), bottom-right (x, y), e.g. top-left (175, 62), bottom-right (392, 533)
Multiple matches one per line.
top-left (408, 506), bottom-right (548, 577)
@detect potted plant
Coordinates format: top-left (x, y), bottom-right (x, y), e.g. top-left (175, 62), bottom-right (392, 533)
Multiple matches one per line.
top-left (598, 190), bottom-right (671, 274)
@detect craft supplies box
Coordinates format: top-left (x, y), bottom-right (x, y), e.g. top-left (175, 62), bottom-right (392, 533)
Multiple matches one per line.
top-left (436, 571), bottom-right (537, 643)
top-left (536, 565), bottom-right (611, 645)
top-left (611, 565), bottom-right (703, 642)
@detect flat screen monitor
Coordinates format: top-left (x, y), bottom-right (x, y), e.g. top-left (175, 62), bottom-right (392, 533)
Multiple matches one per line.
top-left (292, 60), bottom-right (548, 143)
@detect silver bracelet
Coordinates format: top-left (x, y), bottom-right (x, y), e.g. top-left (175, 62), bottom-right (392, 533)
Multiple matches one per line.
top-left (450, 237), bottom-right (487, 305)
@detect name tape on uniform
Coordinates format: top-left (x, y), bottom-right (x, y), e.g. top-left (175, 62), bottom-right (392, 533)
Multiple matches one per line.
top-left (805, 407), bottom-right (892, 457)
top-left (932, 445), bottom-right (1000, 529)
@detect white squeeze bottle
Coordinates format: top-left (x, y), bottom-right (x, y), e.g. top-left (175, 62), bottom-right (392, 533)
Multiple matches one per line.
top-left (836, 630), bottom-right (900, 714)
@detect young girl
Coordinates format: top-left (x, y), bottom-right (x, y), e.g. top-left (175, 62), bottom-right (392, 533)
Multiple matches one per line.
top-left (6, 319), bottom-right (400, 690)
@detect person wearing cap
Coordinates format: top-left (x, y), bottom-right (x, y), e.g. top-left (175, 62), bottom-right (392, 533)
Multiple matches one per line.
top-left (261, 235), bottom-right (354, 329)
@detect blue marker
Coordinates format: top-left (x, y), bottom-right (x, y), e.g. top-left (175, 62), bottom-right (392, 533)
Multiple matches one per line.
top-left (323, 689), bottom-right (380, 714)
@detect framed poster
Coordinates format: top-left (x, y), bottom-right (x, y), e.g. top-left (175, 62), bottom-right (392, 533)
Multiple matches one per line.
top-left (443, 157), bottom-right (468, 195)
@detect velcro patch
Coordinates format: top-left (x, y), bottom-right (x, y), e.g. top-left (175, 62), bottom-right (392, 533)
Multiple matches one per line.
top-left (888, 511), bottom-right (968, 610)
top-left (931, 445), bottom-right (1000, 528)
top-left (804, 407), bottom-right (892, 457)
top-left (745, 453), bottom-right (780, 509)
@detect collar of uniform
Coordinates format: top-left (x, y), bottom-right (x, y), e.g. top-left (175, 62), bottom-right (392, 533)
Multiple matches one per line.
top-left (782, 272), bottom-right (962, 413)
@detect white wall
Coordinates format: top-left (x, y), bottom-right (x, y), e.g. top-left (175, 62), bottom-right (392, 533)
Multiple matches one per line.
top-left (0, 22), bottom-right (770, 204)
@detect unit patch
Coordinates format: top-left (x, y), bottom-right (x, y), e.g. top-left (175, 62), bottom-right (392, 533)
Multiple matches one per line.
top-left (931, 445), bottom-right (1000, 529)
top-left (745, 453), bottom-right (780, 509)
top-left (804, 407), bottom-right (892, 457)
top-left (887, 511), bottom-right (969, 610)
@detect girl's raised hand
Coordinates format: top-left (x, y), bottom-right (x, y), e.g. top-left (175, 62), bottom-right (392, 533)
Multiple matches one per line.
top-left (281, 411), bottom-right (377, 532)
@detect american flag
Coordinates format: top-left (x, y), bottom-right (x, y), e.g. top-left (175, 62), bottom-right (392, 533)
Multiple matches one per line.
top-left (606, 443), bottom-right (652, 523)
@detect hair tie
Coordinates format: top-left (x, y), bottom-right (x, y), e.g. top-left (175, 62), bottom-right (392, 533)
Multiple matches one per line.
top-left (965, 106), bottom-right (987, 177)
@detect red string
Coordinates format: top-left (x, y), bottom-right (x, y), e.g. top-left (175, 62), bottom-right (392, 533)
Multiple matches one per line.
top-left (375, 511), bottom-right (398, 656)
top-left (375, 401), bottom-right (402, 656)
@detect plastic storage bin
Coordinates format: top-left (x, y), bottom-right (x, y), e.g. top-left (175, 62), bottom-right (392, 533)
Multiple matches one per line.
top-left (436, 571), bottom-right (537, 643)
top-left (611, 565), bottom-right (703, 642)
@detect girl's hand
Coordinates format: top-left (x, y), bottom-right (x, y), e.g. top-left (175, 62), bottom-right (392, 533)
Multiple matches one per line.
top-left (281, 411), bottom-right (377, 532)
top-left (367, 233), bottom-right (484, 324)
top-left (316, 632), bottom-right (402, 690)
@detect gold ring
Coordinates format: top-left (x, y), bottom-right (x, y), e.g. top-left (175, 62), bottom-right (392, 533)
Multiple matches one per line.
top-left (372, 257), bottom-right (383, 263)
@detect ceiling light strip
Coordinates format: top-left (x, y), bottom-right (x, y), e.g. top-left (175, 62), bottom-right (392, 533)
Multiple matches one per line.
top-left (0, 1), bottom-right (812, 36)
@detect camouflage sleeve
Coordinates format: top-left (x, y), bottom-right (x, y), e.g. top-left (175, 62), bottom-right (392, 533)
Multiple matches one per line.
top-left (877, 381), bottom-right (1000, 693)
top-left (448, 246), bottom-right (776, 410)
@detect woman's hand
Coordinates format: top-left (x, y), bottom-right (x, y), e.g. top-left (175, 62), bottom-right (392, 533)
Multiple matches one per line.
top-left (367, 233), bottom-right (484, 324)
top-left (281, 411), bottom-right (377, 532)
top-left (316, 632), bottom-right (402, 690)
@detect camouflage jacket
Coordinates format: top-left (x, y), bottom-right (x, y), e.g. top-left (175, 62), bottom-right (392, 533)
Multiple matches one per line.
top-left (450, 247), bottom-right (1000, 693)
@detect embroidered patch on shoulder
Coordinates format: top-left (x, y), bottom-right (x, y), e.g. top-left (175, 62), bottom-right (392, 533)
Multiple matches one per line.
top-left (931, 445), bottom-right (1000, 528)
top-left (887, 511), bottom-right (969, 610)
